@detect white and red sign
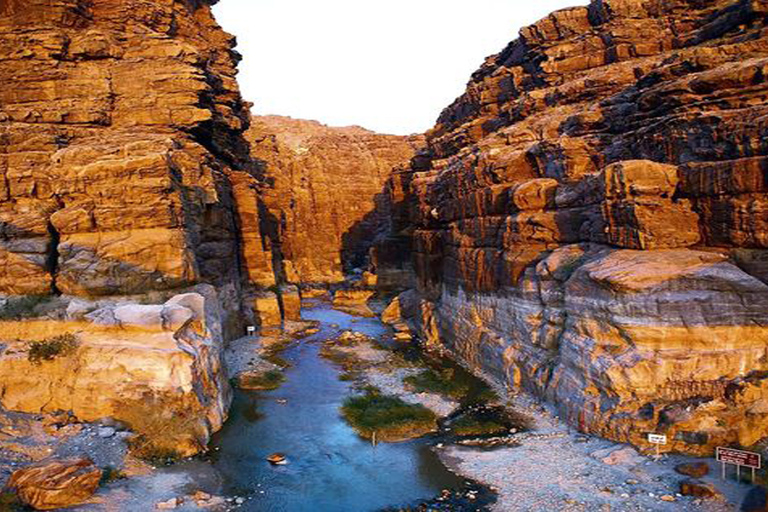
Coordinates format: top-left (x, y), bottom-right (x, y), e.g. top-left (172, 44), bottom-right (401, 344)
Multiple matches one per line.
top-left (716, 447), bottom-right (761, 469)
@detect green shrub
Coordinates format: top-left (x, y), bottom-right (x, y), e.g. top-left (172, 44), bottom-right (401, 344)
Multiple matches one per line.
top-left (341, 389), bottom-right (437, 442)
top-left (27, 334), bottom-right (79, 365)
top-left (451, 415), bottom-right (509, 436)
top-left (0, 295), bottom-right (51, 320)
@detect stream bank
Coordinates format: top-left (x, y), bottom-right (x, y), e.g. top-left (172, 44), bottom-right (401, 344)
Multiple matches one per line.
top-left (0, 297), bottom-right (759, 511)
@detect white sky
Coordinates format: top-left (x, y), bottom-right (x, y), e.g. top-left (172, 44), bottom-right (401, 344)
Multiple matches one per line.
top-left (212, 0), bottom-right (587, 135)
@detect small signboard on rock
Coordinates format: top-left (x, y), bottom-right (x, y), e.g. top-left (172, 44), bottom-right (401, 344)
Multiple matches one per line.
top-left (647, 433), bottom-right (667, 458)
top-left (717, 447), bottom-right (761, 483)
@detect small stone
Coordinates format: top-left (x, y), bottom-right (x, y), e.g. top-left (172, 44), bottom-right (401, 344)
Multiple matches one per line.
top-left (192, 491), bottom-right (211, 501)
top-left (266, 453), bottom-right (287, 465)
top-left (660, 495), bottom-right (676, 502)
top-left (156, 497), bottom-right (180, 509)
top-left (235, 497), bottom-right (245, 504)
top-left (626, 479), bottom-right (639, 485)
top-left (97, 426), bottom-right (116, 438)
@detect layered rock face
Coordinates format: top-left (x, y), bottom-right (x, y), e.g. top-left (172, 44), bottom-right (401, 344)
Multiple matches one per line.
top-left (388, 0), bottom-right (768, 454)
top-left (248, 115), bottom-right (422, 284)
top-left (0, 0), bottom-right (276, 451)
top-left (0, 287), bottom-right (230, 456)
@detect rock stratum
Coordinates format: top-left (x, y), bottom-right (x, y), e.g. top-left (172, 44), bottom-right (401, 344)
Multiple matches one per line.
top-left (0, 0), bottom-right (279, 453)
top-left (383, 0), bottom-right (768, 455)
top-left (248, 115), bottom-right (422, 285)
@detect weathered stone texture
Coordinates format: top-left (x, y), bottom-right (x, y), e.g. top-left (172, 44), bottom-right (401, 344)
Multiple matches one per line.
top-left (0, 0), bottom-right (265, 305)
top-left (248, 115), bottom-right (422, 284)
top-left (6, 457), bottom-right (102, 510)
top-left (0, 0), bottom-right (274, 454)
top-left (387, 0), bottom-right (768, 454)
top-left (0, 286), bottom-right (231, 457)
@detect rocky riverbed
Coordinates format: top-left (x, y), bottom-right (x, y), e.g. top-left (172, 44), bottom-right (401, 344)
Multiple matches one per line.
top-left (319, 304), bottom-right (763, 512)
top-left (0, 299), bottom-right (762, 511)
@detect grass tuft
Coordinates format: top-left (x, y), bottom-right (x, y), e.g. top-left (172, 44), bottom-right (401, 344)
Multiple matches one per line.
top-left (403, 368), bottom-right (470, 399)
top-left (236, 369), bottom-right (285, 391)
top-left (341, 389), bottom-right (437, 442)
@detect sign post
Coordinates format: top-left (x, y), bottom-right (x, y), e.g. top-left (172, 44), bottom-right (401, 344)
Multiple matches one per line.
top-left (716, 447), bottom-right (761, 484)
top-left (648, 433), bottom-right (667, 458)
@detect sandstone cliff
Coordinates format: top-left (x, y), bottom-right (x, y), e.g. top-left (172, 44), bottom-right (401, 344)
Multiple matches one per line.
top-left (0, 0), bottom-right (278, 453)
top-left (248, 115), bottom-right (422, 285)
top-left (384, 0), bottom-right (768, 455)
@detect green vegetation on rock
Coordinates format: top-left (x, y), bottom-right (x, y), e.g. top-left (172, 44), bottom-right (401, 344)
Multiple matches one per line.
top-left (0, 295), bottom-right (52, 320)
top-left (27, 334), bottom-right (80, 365)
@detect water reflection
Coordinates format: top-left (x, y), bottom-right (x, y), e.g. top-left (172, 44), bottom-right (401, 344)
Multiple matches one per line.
top-left (186, 304), bottom-right (463, 512)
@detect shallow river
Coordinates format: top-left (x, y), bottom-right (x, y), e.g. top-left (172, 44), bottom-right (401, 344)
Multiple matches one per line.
top-left (162, 303), bottom-right (464, 511)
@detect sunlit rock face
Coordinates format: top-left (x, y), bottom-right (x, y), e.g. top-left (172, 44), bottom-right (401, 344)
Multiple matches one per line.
top-left (0, 287), bottom-right (231, 457)
top-left (248, 115), bottom-right (423, 284)
top-left (388, 0), bottom-right (768, 454)
top-left (0, 0), bottom-right (276, 451)
top-left (0, 0), bottom-right (276, 325)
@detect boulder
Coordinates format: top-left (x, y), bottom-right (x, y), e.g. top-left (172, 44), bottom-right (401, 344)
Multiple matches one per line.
top-left (6, 458), bottom-right (102, 510)
top-left (679, 479), bottom-right (719, 499)
top-left (675, 462), bottom-right (710, 478)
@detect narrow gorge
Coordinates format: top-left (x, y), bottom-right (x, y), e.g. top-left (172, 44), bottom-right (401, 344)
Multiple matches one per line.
top-left (0, 0), bottom-right (767, 510)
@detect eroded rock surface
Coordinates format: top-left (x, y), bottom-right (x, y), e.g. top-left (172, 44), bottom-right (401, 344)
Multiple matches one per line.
top-left (383, 0), bottom-right (768, 454)
top-left (248, 115), bottom-right (422, 284)
top-left (6, 457), bottom-right (101, 510)
top-left (0, 287), bottom-right (230, 456)
top-left (0, 0), bottom-right (276, 454)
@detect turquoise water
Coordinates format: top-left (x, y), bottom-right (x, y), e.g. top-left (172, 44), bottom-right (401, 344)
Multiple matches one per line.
top-left (174, 304), bottom-right (463, 512)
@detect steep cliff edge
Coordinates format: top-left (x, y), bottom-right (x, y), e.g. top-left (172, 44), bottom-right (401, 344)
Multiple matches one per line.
top-left (248, 115), bottom-right (422, 285)
top-left (385, 0), bottom-right (768, 455)
top-left (0, 0), bottom-right (279, 453)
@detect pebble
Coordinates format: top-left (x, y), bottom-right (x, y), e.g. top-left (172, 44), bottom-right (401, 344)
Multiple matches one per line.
top-left (97, 426), bottom-right (116, 438)
top-left (660, 495), bottom-right (676, 502)
top-left (156, 497), bottom-right (180, 510)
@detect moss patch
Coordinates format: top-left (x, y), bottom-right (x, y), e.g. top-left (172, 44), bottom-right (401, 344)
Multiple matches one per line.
top-left (403, 368), bottom-right (470, 399)
top-left (0, 295), bottom-right (52, 320)
top-left (236, 369), bottom-right (285, 391)
top-left (451, 416), bottom-right (509, 437)
top-left (341, 389), bottom-right (437, 442)
top-left (447, 405), bottom-right (533, 438)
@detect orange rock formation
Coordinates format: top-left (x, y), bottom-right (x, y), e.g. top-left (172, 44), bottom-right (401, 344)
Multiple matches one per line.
top-left (382, 0), bottom-right (768, 455)
top-left (248, 115), bottom-right (422, 284)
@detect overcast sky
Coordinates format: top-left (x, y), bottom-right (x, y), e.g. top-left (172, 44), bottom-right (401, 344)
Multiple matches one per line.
top-left (212, 0), bottom-right (586, 135)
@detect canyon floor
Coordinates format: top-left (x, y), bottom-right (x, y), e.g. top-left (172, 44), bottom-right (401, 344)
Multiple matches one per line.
top-left (0, 299), bottom-right (759, 511)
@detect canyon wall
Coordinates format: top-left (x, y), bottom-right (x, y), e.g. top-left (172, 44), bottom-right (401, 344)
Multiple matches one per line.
top-left (0, 0), bottom-right (279, 451)
top-left (248, 115), bottom-right (422, 285)
top-left (386, 0), bottom-right (768, 455)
